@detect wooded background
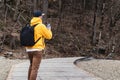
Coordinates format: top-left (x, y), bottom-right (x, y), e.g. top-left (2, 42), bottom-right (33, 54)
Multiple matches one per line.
top-left (0, 0), bottom-right (120, 59)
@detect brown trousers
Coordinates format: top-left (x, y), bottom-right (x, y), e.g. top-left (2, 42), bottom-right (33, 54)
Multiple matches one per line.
top-left (27, 51), bottom-right (43, 80)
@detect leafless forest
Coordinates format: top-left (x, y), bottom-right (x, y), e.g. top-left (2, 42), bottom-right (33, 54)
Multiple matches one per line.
top-left (0, 0), bottom-right (120, 59)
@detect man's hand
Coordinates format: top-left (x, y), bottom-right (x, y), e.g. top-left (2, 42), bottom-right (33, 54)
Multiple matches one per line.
top-left (47, 24), bottom-right (51, 30)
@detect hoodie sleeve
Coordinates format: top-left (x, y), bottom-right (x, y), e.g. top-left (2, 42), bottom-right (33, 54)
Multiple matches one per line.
top-left (40, 24), bottom-right (52, 39)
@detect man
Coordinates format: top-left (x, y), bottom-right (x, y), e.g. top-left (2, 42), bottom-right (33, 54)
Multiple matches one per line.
top-left (26, 10), bottom-right (52, 80)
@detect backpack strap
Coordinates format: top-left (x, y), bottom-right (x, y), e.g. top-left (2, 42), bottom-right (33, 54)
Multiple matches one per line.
top-left (35, 37), bottom-right (41, 44)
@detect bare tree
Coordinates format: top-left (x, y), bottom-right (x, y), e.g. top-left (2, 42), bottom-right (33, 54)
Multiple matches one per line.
top-left (83, 0), bottom-right (86, 9)
top-left (99, 0), bottom-right (105, 29)
top-left (13, 0), bottom-right (20, 21)
top-left (43, 0), bottom-right (48, 24)
top-left (33, 0), bottom-right (37, 11)
top-left (57, 0), bottom-right (62, 31)
top-left (92, 0), bottom-right (98, 45)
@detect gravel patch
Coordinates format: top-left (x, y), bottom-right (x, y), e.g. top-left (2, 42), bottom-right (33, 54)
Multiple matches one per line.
top-left (76, 58), bottom-right (120, 80)
top-left (0, 57), bottom-right (26, 80)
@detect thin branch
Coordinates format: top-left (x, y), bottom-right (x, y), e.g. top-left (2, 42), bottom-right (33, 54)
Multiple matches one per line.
top-left (6, 4), bottom-right (15, 11)
top-left (4, 7), bottom-right (8, 24)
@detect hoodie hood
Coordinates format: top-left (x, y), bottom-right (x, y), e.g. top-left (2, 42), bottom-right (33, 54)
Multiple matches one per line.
top-left (30, 17), bottom-right (42, 26)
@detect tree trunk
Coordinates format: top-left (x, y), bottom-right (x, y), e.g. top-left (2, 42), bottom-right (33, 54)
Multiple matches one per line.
top-left (33, 0), bottom-right (37, 11)
top-left (43, 0), bottom-right (48, 24)
top-left (92, 0), bottom-right (98, 45)
top-left (3, 0), bottom-right (6, 11)
top-left (99, 0), bottom-right (105, 30)
top-left (13, 0), bottom-right (20, 21)
top-left (109, 6), bottom-right (113, 27)
top-left (83, 0), bottom-right (86, 9)
top-left (4, 7), bottom-right (8, 24)
top-left (98, 0), bottom-right (105, 46)
top-left (109, 6), bottom-right (113, 38)
top-left (57, 0), bottom-right (62, 32)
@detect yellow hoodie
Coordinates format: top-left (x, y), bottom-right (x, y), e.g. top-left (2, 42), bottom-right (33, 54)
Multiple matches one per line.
top-left (26, 17), bottom-right (52, 49)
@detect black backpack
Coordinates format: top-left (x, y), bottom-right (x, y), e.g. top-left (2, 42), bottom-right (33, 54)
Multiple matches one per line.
top-left (20, 24), bottom-right (41, 46)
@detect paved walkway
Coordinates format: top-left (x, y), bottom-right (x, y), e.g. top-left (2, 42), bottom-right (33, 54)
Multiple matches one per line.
top-left (6, 57), bottom-right (102, 80)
